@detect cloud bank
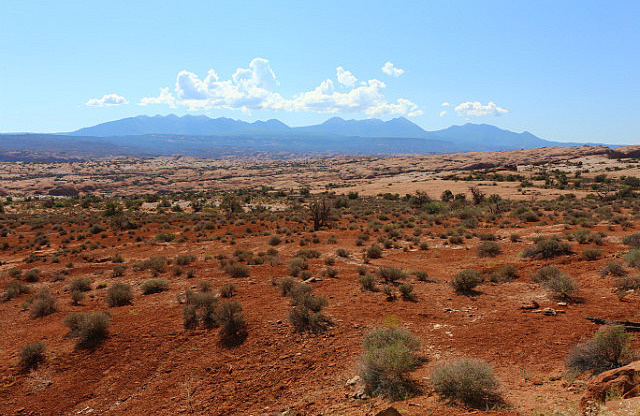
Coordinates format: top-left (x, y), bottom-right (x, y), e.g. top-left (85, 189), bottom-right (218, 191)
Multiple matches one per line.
top-left (455, 101), bottom-right (508, 116)
top-left (86, 94), bottom-right (128, 107)
top-left (136, 58), bottom-right (421, 117)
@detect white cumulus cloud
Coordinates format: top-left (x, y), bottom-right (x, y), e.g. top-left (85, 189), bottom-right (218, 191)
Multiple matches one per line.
top-left (441, 102), bottom-right (450, 107)
top-left (439, 110), bottom-right (447, 117)
top-left (336, 66), bottom-right (357, 87)
top-left (129, 58), bottom-right (422, 117)
top-left (381, 62), bottom-right (405, 77)
top-left (139, 87), bottom-right (177, 108)
top-left (86, 94), bottom-right (128, 107)
top-left (454, 101), bottom-right (508, 116)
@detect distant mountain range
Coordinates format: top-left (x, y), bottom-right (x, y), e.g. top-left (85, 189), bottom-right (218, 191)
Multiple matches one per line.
top-left (0, 114), bottom-right (602, 161)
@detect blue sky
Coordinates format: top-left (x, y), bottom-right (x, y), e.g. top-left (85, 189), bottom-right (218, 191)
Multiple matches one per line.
top-left (1, 1), bottom-right (638, 144)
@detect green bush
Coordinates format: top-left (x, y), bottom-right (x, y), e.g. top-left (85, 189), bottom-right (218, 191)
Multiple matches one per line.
top-left (622, 233), bottom-right (640, 248)
top-left (140, 278), bottom-right (169, 295)
top-left (287, 257), bottom-right (308, 277)
top-left (225, 263), bottom-right (250, 278)
top-left (267, 235), bottom-right (282, 246)
top-left (602, 260), bottom-right (627, 277)
top-left (215, 301), bottom-right (247, 341)
top-left (358, 274), bottom-right (377, 291)
top-left (450, 270), bottom-right (482, 294)
top-left (175, 254), bottom-right (196, 265)
top-left (219, 283), bottom-right (236, 298)
top-left (431, 358), bottom-right (501, 407)
top-left (30, 288), bottom-right (57, 318)
top-left (523, 237), bottom-right (571, 259)
top-left (277, 277), bottom-right (297, 296)
top-left (4, 280), bottom-right (29, 301)
top-left (367, 244), bottom-right (383, 259)
top-left (106, 283), bottom-right (133, 306)
top-left (567, 325), bottom-right (636, 374)
top-left (24, 269), bottom-right (40, 283)
top-left (64, 311), bottom-right (111, 348)
top-left (289, 305), bottom-right (330, 333)
top-left (546, 274), bottom-right (578, 300)
top-left (490, 264), bottom-right (519, 283)
top-left (377, 266), bottom-right (406, 283)
top-left (18, 342), bottom-right (46, 371)
top-left (69, 276), bottom-right (92, 292)
top-left (70, 289), bottom-right (85, 305)
top-left (625, 249), bottom-right (640, 269)
top-left (581, 248), bottom-right (602, 261)
top-left (477, 241), bottom-right (501, 258)
top-left (359, 327), bottom-right (420, 399)
top-left (398, 284), bottom-right (416, 301)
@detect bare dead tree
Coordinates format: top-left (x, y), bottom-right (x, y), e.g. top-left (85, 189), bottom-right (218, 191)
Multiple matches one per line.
top-left (469, 186), bottom-right (485, 205)
top-left (309, 197), bottom-right (331, 230)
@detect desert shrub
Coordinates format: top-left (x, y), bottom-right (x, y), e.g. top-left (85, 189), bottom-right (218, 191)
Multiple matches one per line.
top-left (567, 325), bottom-right (636, 374)
top-left (69, 276), bottom-right (92, 292)
top-left (581, 248), bottom-right (602, 261)
top-left (184, 289), bottom-right (218, 329)
top-left (24, 269), bottom-right (40, 283)
top-left (288, 257), bottom-right (308, 277)
top-left (112, 264), bottom-right (127, 277)
top-left (367, 244), bottom-right (383, 259)
top-left (377, 266), bottom-right (406, 283)
top-left (382, 285), bottom-right (396, 301)
top-left (30, 288), bottom-right (57, 318)
top-left (412, 270), bottom-right (429, 282)
top-left (215, 301), bottom-right (246, 340)
top-left (4, 280), bottom-right (29, 301)
top-left (523, 236), bottom-right (571, 259)
top-left (155, 232), bottom-right (176, 242)
top-left (398, 284), bottom-right (416, 301)
top-left (325, 267), bottom-right (338, 278)
top-left (450, 269), bottom-right (482, 294)
top-left (359, 327), bottom-right (420, 399)
top-left (336, 248), bottom-right (350, 258)
top-left (622, 233), bottom-right (640, 248)
top-left (106, 283), bottom-right (133, 306)
top-left (112, 253), bottom-right (124, 263)
top-left (140, 278), bottom-right (169, 295)
top-left (18, 342), bottom-right (46, 371)
top-left (133, 256), bottom-right (167, 274)
top-left (614, 275), bottom-right (640, 291)
top-left (477, 241), bottom-right (501, 258)
top-left (225, 263), bottom-right (250, 278)
top-left (175, 254), bottom-right (196, 265)
top-left (431, 358), bottom-right (501, 408)
top-left (70, 290), bottom-right (85, 305)
top-left (268, 235), bottom-right (282, 246)
top-left (532, 265), bottom-right (561, 283)
top-left (296, 249), bottom-right (321, 259)
top-left (490, 264), bottom-right (519, 283)
top-left (602, 260), bottom-right (627, 277)
top-left (289, 305), bottom-right (331, 333)
top-left (358, 274), bottom-right (377, 291)
top-left (183, 305), bottom-right (198, 329)
top-left (543, 272), bottom-right (579, 300)
top-left (8, 269), bottom-right (22, 279)
top-left (277, 277), bottom-right (297, 296)
top-left (625, 249), bottom-right (640, 269)
top-left (219, 283), bottom-right (236, 298)
top-left (448, 235), bottom-right (463, 245)
top-left (324, 256), bottom-right (335, 266)
top-left (63, 311), bottom-right (111, 348)
top-left (509, 233), bottom-right (520, 242)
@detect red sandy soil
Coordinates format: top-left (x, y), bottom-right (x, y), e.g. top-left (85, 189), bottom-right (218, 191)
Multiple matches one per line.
top-left (1, 213), bottom-right (639, 415)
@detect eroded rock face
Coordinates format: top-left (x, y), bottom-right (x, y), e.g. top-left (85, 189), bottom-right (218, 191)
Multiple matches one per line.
top-left (580, 360), bottom-right (640, 411)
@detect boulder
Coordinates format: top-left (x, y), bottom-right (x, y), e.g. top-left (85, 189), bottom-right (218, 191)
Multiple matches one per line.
top-left (580, 360), bottom-right (640, 411)
top-left (375, 407), bottom-right (402, 416)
